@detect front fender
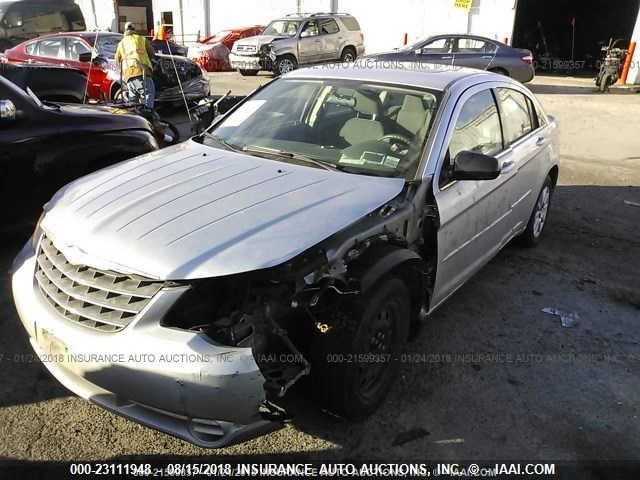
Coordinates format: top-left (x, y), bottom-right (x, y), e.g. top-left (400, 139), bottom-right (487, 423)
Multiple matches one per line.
top-left (356, 245), bottom-right (424, 293)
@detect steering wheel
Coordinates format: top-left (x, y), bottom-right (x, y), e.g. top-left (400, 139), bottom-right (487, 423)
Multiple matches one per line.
top-left (377, 133), bottom-right (412, 149)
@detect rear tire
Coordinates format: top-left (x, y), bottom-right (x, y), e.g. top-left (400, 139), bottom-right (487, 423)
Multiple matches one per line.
top-left (310, 276), bottom-right (411, 419)
top-left (519, 175), bottom-right (553, 247)
top-left (238, 69), bottom-right (258, 76)
top-left (340, 46), bottom-right (357, 63)
top-left (599, 73), bottom-right (611, 92)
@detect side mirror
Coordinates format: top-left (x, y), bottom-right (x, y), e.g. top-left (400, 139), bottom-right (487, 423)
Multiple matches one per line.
top-left (452, 150), bottom-right (500, 181)
top-left (78, 52), bottom-right (93, 63)
top-left (415, 47), bottom-right (423, 55)
top-left (0, 99), bottom-right (16, 122)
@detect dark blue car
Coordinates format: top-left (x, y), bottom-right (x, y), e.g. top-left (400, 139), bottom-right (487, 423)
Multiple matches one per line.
top-left (367, 34), bottom-right (535, 83)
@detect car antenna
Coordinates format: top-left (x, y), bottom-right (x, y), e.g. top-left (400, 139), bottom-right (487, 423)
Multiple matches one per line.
top-left (83, 29), bottom-right (101, 103)
top-left (164, 38), bottom-right (192, 122)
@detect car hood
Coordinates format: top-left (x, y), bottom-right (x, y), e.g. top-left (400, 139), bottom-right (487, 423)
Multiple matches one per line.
top-left (233, 35), bottom-right (287, 51)
top-left (55, 103), bottom-right (153, 131)
top-left (41, 140), bottom-right (405, 280)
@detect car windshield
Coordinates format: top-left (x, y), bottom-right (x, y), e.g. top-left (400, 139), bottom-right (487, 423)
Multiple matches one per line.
top-left (263, 20), bottom-right (301, 37)
top-left (205, 78), bottom-right (440, 179)
top-left (93, 34), bottom-right (123, 59)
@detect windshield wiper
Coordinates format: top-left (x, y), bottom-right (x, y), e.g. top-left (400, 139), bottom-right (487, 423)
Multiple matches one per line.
top-left (241, 145), bottom-right (341, 172)
top-left (202, 132), bottom-right (242, 152)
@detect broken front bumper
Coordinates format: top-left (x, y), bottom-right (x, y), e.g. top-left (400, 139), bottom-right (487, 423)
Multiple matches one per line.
top-left (11, 241), bottom-right (274, 448)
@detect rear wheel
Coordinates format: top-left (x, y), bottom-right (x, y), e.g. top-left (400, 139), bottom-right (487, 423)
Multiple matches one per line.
top-left (310, 276), bottom-right (410, 419)
top-left (238, 69), bottom-right (258, 76)
top-left (340, 46), bottom-right (357, 62)
top-left (599, 73), bottom-right (611, 92)
top-left (519, 175), bottom-right (553, 247)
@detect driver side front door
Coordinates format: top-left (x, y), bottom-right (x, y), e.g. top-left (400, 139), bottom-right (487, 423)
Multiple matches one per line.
top-left (415, 37), bottom-right (455, 65)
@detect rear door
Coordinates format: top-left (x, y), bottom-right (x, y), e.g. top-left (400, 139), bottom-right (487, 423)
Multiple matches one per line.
top-left (453, 36), bottom-right (498, 70)
top-left (493, 87), bottom-right (549, 231)
top-left (430, 85), bottom-right (516, 310)
top-left (318, 17), bottom-right (341, 61)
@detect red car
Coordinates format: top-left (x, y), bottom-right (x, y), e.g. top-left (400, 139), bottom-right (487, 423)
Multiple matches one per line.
top-left (5, 32), bottom-right (123, 100)
top-left (4, 32), bottom-right (210, 102)
top-left (188, 26), bottom-right (264, 71)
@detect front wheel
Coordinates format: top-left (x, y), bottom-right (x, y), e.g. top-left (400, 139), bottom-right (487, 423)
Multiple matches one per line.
top-left (310, 276), bottom-right (411, 419)
top-left (599, 73), bottom-right (611, 92)
top-left (274, 55), bottom-right (297, 75)
top-left (519, 175), bottom-right (553, 247)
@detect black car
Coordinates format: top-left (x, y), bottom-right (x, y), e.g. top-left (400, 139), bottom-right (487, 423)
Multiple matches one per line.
top-left (0, 75), bottom-right (158, 228)
top-left (367, 34), bottom-right (535, 83)
top-left (152, 38), bottom-right (188, 56)
top-left (0, 62), bottom-right (87, 103)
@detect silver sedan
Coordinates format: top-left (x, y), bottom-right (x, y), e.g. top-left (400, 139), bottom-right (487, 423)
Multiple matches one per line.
top-left (12, 62), bottom-right (558, 447)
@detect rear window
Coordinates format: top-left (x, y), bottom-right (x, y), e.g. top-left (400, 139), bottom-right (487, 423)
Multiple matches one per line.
top-left (340, 16), bottom-right (360, 31)
top-left (320, 18), bottom-right (339, 35)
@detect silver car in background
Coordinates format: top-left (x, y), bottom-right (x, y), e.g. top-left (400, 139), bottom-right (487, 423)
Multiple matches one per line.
top-left (229, 12), bottom-right (365, 75)
top-left (368, 34), bottom-right (535, 83)
top-left (12, 63), bottom-right (558, 447)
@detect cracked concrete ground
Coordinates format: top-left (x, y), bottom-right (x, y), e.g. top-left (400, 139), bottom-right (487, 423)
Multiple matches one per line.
top-left (0, 74), bottom-right (638, 465)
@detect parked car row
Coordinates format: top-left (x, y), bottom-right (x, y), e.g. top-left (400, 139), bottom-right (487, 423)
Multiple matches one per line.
top-left (3, 32), bottom-right (210, 102)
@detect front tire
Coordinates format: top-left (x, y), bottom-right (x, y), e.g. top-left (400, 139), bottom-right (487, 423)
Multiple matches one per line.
top-left (519, 175), bottom-right (553, 247)
top-left (310, 276), bottom-right (411, 419)
top-left (274, 55), bottom-right (297, 75)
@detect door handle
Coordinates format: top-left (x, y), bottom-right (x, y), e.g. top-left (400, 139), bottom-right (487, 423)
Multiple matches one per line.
top-left (535, 136), bottom-right (546, 147)
top-left (501, 159), bottom-right (516, 174)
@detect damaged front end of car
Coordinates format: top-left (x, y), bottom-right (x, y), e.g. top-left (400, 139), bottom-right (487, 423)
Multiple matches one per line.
top-left (153, 181), bottom-right (435, 442)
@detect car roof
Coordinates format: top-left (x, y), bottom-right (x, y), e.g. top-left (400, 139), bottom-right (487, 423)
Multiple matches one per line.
top-left (18, 31), bottom-right (121, 43)
top-left (427, 33), bottom-right (504, 45)
top-left (284, 61), bottom-right (497, 91)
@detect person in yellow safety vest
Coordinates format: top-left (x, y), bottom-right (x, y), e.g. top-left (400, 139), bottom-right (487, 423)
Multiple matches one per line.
top-left (115, 22), bottom-right (156, 109)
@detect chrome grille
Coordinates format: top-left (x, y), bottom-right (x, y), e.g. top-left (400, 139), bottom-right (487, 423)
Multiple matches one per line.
top-left (34, 235), bottom-right (166, 332)
top-left (236, 44), bottom-right (257, 53)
